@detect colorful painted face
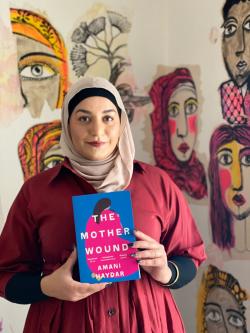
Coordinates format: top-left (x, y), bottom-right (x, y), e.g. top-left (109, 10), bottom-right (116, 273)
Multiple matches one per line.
top-left (217, 140), bottom-right (250, 220)
top-left (69, 96), bottom-right (121, 161)
top-left (167, 84), bottom-right (198, 161)
top-left (41, 144), bottom-right (64, 171)
top-left (205, 287), bottom-right (246, 332)
top-left (222, 2), bottom-right (250, 87)
top-left (16, 35), bottom-right (63, 117)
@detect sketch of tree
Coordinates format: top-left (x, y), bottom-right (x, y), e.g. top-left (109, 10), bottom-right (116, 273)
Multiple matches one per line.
top-left (71, 10), bottom-right (150, 122)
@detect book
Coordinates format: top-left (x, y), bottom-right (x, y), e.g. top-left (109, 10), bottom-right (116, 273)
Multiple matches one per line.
top-left (72, 190), bottom-right (141, 283)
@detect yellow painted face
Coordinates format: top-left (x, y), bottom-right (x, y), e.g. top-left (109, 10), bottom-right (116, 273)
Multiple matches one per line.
top-left (217, 140), bottom-right (250, 220)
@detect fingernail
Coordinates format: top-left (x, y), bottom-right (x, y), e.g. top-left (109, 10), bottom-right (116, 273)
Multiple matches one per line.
top-left (128, 243), bottom-right (134, 247)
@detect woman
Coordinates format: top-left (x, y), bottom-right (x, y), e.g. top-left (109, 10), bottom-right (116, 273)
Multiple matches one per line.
top-left (0, 77), bottom-right (206, 332)
top-left (209, 124), bottom-right (250, 251)
top-left (149, 68), bottom-right (207, 200)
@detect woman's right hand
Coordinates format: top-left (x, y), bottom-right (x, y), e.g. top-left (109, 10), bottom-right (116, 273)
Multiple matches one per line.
top-left (40, 248), bottom-right (109, 301)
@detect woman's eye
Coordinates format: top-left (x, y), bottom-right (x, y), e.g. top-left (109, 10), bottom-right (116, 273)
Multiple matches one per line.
top-left (244, 20), bottom-right (250, 32)
top-left (241, 154), bottom-right (250, 166)
top-left (218, 153), bottom-right (233, 166)
top-left (79, 116), bottom-right (90, 123)
top-left (103, 115), bottom-right (113, 122)
top-left (168, 104), bottom-right (179, 117)
top-left (228, 314), bottom-right (244, 328)
top-left (20, 63), bottom-right (56, 80)
top-left (205, 310), bottom-right (222, 323)
top-left (224, 23), bottom-right (237, 37)
top-left (185, 101), bottom-right (197, 115)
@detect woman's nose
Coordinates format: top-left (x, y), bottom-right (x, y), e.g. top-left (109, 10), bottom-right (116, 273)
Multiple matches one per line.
top-left (89, 119), bottom-right (104, 137)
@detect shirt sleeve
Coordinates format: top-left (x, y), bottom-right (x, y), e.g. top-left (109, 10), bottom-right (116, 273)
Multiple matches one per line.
top-left (0, 183), bottom-right (43, 299)
top-left (160, 172), bottom-right (206, 268)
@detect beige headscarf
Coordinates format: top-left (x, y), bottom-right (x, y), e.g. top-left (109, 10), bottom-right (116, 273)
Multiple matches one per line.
top-left (60, 76), bottom-right (135, 192)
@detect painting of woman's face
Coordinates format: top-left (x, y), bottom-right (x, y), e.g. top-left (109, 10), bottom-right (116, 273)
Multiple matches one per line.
top-left (42, 144), bottom-right (64, 171)
top-left (16, 35), bottom-right (64, 117)
top-left (217, 140), bottom-right (250, 220)
top-left (205, 287), bottom-right (246, 333)
top-left (222, 1), bottom-right (250, 87)
top-left (167, 85), bottom-right (198, 162)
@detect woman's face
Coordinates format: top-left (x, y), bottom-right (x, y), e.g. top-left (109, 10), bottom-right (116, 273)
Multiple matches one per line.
top-left (217, 140), bottom-right (250, 220)
top-left (16, 35), bottom-right (63, 117)
top-left (167, 85), bottom-right (198, 162)
top-left (69, 96), bottom-right (121, 161)
top-left (205, 287), bottom-right (246, 333)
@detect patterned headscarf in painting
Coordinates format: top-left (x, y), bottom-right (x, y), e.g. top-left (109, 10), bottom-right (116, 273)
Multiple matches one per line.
top-left (60, 76), bottom-right (135, 192)
top-left (149, 68), bottom-right (207, 199)
top-left (10, 8), bottom-right (68, 109)
top-left (18, 120), bottom-right (62, 181)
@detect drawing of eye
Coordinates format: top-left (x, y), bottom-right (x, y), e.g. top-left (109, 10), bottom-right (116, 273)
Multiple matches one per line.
top-left (20, 63), bottom-right (57, 80)
top-left (223, 23), bottom-right (237, 37)
top-left (218, 152), bottom-right (233, 166)
top-left (228, 314), bottom-right (244, 328)
top-left (42, 155), bottom-right (64, 171)
top-left (205, 309), bottom-right (222, 323)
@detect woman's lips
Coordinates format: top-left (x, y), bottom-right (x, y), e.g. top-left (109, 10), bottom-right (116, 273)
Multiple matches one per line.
top-left (87, 141), bottom-right (106, 148)
top-left (232, 194), bottom-right (246, 207)
top-left (178, 142), bottom-right (190, 154)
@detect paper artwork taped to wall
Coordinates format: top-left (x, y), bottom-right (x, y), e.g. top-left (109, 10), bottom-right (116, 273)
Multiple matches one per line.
top-left (0, 16), bottom-right (22, 126)
top-left (18, 120), bottom-right (63, 181)
top-left (149, 67), bottom-right (207, 200)
top-left (10, 8), bottom-right (68, 118)
top-left (197, 265), bottom-right (248, 333)
top-left (220, 0), bottom-right (250, 124)
top-left (209, 124), bottom-right (250, 255)
top-left (70, 6), bottom-right (150, 122)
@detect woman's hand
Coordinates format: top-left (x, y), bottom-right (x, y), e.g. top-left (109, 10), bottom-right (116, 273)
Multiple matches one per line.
top-left (132, 230), bottom-right (172, 284)
top-left (40, 248), bottom-right (109, 301)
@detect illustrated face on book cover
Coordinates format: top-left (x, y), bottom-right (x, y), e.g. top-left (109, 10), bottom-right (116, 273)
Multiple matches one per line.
top-left (84, 197), bottom-right (138, 281)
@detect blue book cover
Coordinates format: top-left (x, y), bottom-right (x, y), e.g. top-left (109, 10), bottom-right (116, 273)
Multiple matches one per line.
top-left (72, 190), bottom-right (141, 283)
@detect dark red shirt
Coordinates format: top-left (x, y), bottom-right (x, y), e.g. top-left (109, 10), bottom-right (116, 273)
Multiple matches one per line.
top-left (0, 159), bottom-right (206, 333)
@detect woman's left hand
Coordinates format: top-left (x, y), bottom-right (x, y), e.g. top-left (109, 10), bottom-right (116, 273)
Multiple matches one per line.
top-left (131, 230), bottom-right (172, 284)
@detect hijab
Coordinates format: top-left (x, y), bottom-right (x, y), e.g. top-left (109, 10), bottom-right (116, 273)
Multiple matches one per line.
top-left (60, 76), bottom-right (135, 192)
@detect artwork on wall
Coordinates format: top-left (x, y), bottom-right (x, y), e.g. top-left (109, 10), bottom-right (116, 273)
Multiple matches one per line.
top-left (0, 16), bottom-right (22, 125)
top-left (220, 0), bottom-right (250, 124)
top-left (18, 120), bottom-right (63, 180)
top-left (197, 265), bottom-right (248, 333)
top-left (208, 124), bottom-right (250, 254)
top-left (70, 6), bottom-right (150, 122)
top-left (149, 67), bottom-right (207, 200)
top-left (10, 8), bottom-right (68, 118)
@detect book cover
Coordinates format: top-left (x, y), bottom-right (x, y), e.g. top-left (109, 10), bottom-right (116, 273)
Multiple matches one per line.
top-left (72, 190), bottom-right (141, 283)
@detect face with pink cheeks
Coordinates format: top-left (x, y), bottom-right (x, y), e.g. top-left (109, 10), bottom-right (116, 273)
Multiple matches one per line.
top-left (167, 84), bottom-right (198, 162)
top-left (217, 140), bottom-right (250, 220)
